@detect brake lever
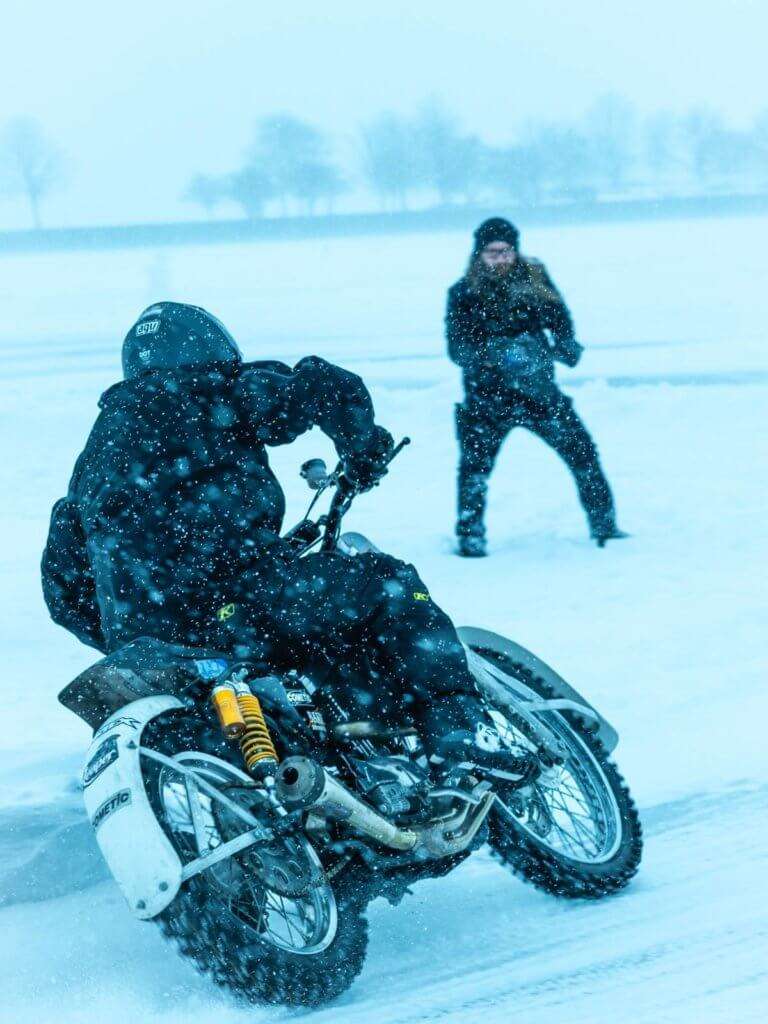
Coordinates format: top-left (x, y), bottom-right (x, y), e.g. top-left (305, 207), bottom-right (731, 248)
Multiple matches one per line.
top-left (303, 437), bottom-right (409, 498)
top-left (344, 436), bottom-right (411, 492)
top-left (388, 436), bottom-right (411, 463)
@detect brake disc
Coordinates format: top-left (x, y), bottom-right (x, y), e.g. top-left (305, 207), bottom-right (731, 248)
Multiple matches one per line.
top-left (501, 784), bottom-right (555, 839)
top-left (245, 835), bottom-right (325, 897)
top-left (208, 787), bottom-right (324, 897)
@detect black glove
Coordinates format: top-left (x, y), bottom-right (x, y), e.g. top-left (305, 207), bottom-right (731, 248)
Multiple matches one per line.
top-left (553, 336), bottom-right (584, 368)
top-left (343, 426), bottom-right (394, 491)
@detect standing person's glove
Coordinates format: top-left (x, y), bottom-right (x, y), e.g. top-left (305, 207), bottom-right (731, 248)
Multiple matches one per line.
top-left (552, 335), bottom-right (584, 368)
top-left (344, 426), bottom-right (395, 491)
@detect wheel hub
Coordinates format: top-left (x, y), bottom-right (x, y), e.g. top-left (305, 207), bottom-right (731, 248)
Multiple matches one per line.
top-left (245, 836), bottom-right (325, 897)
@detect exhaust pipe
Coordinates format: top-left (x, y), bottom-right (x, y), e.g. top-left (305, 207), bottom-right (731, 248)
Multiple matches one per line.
top-left (275, 757), bottom-right (499, 858)
top-left (275, 757), bottom-right (419, 852)
top-left (419, 790), bottom-right (496, 857)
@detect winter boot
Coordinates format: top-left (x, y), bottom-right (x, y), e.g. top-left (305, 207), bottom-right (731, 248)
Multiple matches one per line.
top-left (457, 535), bottom-right (487, 558)
top-left (456, 465), bottom-right (490, 557)
top-left (591, 527), bottom-right (630, 548)
top-left (421, 694), bottom-right (540, 786)
top-left (432, 724), bottom-right (540, 784)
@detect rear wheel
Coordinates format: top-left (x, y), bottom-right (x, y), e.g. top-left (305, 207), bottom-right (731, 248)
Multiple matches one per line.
top-left (140, 714), bottom-right (368, 1006)
top-left (471, 647), bottom-right (642, 898)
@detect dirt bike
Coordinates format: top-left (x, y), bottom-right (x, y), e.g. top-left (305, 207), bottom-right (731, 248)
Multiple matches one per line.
top-left (60, 440), bottom-right (642, 1007)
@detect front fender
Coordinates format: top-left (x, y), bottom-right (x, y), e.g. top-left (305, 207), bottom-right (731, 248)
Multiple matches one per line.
top-left (81, 695), bottom-right (184, 920)
top-left (458, 626), bottom-right (619, 754)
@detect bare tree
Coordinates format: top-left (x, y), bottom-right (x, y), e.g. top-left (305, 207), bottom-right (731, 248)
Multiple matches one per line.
top-left (516, 121), bottom-right (594, 200)
top-left (680, 107), bottom-right (758, 187)
top-left (361, 113), bottom-right (422, 209)
top-left (0, 117), bottom-right (63, 228)
top-left (291, 160), bottom-right (346, 213)
top-left (246, 115), bottom-right (345, 213)
top-left (413, 100), bottom-right (483, 204)
top-left (642, 112), bottom-right (686, 186)
top-left (183, 173), bottom-right (228, 217)
top-left (682, 108), bottom-right (724, 183)
top-left (481, 143), bottom-right (544, 205)
top-left (583, 94), bottom-right (637, 190)
top-left (227, 166), bottom-right (275, 219)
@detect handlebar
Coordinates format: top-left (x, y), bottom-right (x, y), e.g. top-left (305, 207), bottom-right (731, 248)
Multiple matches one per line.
top-left (289, 437), bottom-right (411, 555)
top-left (300, 436), bottom-right (410, 495)
top-left (386, 435), bottom-right (412, 464)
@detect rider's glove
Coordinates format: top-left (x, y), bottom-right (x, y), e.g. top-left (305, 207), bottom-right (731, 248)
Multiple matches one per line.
top-left (343, 426), bottom-right (394, 492)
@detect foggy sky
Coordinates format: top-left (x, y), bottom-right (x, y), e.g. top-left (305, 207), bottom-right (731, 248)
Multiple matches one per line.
top-left (1, 0), bottom-right (766, 227)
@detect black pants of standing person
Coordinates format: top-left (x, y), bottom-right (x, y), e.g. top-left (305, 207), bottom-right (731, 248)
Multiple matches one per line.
top-left (456, 390), bottom-right (617, 543)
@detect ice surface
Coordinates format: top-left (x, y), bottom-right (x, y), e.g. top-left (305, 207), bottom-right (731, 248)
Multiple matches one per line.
top-left (0, 212), bottom-right (766, 1022)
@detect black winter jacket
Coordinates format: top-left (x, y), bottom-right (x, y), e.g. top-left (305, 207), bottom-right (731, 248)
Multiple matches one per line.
top-left (42, 356), bottom-right (379, 653)
top-left (446, 256), bottom-right (583, 408)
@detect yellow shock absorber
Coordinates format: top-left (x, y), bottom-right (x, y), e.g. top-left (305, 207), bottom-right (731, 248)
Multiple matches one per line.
top-left (210, 683), bottom-right (246, 740)
top-left (235, 687), bottom-right (279, 776)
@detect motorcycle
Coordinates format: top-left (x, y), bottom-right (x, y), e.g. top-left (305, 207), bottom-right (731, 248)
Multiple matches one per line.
top-left (60, 440), bottom-right (642, 1007)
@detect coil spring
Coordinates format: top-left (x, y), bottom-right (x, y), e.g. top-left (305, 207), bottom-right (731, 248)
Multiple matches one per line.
top-left (236, 693), bottom-right (279, 774)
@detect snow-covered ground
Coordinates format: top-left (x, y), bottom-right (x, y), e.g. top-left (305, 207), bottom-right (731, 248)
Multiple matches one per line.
top-left (1, 213), bottom-right (766, 1023)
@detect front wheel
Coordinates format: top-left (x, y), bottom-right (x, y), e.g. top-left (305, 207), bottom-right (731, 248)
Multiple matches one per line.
top-left (140, 714), bottom-right (368, 1006)
top-left (470, 647), bottom-right (642, 899)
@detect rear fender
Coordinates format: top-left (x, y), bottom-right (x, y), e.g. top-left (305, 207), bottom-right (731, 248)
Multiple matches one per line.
top-left (458, 626), bottom-right (619, 753)
top-left (81, 695), bottom-right (184, 920)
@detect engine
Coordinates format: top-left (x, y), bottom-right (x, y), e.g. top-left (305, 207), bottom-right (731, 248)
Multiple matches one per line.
top-left (346, 754), bottom-right (430, 817)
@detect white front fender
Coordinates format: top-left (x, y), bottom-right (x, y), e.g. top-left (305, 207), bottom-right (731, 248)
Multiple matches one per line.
top-left (81, 696), bottom-right (184, 920)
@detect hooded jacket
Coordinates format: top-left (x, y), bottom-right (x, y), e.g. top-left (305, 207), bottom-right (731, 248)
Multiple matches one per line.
top-left (42, 356), bottom-right (379, 652)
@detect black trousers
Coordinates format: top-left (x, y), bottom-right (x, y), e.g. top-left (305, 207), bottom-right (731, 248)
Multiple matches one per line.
top-left (456, 391), bottom-right (616, 540)
top-left (219, 550), bottom-right (479, 747)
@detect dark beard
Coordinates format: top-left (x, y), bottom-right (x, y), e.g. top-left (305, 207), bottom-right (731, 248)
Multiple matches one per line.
top-left (466, 259), bottom-right (516, 301)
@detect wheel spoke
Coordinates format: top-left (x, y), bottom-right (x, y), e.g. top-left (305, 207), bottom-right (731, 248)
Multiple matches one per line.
top-left (152, 750), bottom-right (337, 954)
top-left (547, 786), bottom-right (594, 823)
top-left (476, 652), bottom-right (622, 865)
top-left (545, 788), bottom-right (602, 849)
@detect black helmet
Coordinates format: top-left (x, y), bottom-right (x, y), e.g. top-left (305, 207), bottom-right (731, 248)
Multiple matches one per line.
top-left (122, 302), bottom-right (243, 380)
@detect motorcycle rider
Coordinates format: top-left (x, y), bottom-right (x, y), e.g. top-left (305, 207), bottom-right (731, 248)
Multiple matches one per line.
top-left (447, 218), bottom-right (626, 556)
top-left (42, 302), bottom-right (535, 781)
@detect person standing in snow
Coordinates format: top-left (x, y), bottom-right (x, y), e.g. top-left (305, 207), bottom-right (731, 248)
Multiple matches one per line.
top-left (41, 302), bottom-right (538, 781)
top-left (446, 217), bottom-right (626, 556)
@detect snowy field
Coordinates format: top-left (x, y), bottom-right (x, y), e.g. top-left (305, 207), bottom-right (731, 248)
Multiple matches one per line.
top-left (0, 213), bottom-right (766, 1023)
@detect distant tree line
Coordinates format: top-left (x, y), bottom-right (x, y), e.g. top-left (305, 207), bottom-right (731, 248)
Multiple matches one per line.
top-left (184, 115), bottom-right (345, 220)
top-left (2, 100), bottom-right (767, 229)
top-left (186, 98), bottom-right (768, 220)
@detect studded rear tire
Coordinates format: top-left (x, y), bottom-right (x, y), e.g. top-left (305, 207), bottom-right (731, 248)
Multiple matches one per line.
top-left (141, 712), bottom-right (369, 1007)
top-left (157, 877), bottom-right (369, 1007)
